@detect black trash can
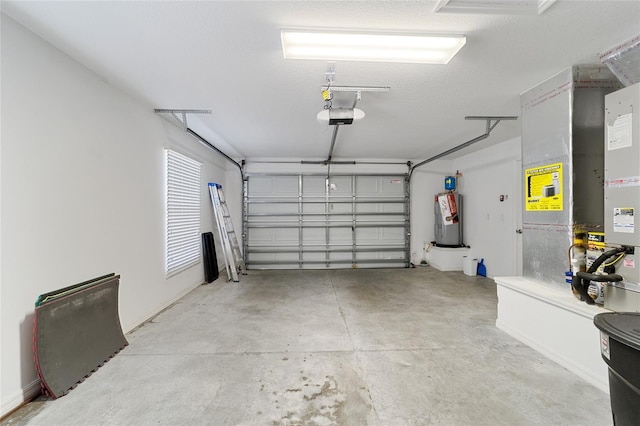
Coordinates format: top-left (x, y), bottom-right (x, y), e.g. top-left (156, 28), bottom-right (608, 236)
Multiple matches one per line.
top-left (593, 312), bottom-right (640, 426)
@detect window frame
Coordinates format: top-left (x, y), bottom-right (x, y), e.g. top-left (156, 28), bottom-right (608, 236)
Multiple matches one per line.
top-left (165, 148), bottom-right (202, 277)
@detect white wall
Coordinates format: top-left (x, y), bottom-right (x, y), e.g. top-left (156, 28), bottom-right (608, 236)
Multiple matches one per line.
top-left (409, 138), bottom-right (522, 277)
top-left (0, 14), bottom-right (235, 415)
top-left (241, 138), bottom-right (523, 275)
top-left (409, 159), bottom-right (452, 263)
top-left (453, 137), bottom-right (522, 277)
top-left (0, 12), bottom-right (525, 415)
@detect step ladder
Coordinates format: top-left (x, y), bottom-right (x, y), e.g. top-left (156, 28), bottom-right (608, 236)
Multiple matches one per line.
top-left (208, 183), bottom-right (246, 282)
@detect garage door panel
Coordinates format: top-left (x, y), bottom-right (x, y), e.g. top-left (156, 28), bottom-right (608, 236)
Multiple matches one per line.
top-left (302, 227), bottom-right (325, 243)
top-left (328, 215), bottom-right (352, 225)
top-left (249, 176), bottom-right (299, 195)
top-left (356, 176), bottom-right (405, 196)
top-left (356, 203), bottom-right (379, 214)
top-left (249, 203), bottom-right (299, 215)
top-left (245, 173), bottom-right (408, 269)
top-left (248, 176), bottom-right (274, 194)
top-left (328, 176), bottom-right (352, 195)
top-left (357, 213), bottom-right (404, 222)
top-left (355, 227), bottom-right (404, 245)
top-left (381, 227), bottom-right (405, 242)
top-left (381, 178), bottom-right (405, 195)
top-left (273, 176), bottom-right (299, 194)
top-left (329, 227), bottom-right (351, 243)
top-left (355, 227), bottom-right (380, 242)
top-left (382, 203), bottom-right (405, 213)
top-left (355, 204), bottom-right (405, 214)
top-left (275, 228), bottom-right (299, 242)
top-left (251, 252), bottom-right (299, 262)
top-left (301, 204), bottom-right (324, 214)
top-left (302, 252), bottom-right (325, 261)
top-left (329, 251), bottom-right (352, 261)
top-left (355, 176), bottom-right (379, 194)
top-left (248, 228), bottom-right (298, 244)
top-left (328, 203), bottom-right (352, 214)
top-left (356, 250), bottom-right (405, 260)
top-left (248, 228), bottom-right (277, 243)
top-left (303, 176), bottom-right (326, 195)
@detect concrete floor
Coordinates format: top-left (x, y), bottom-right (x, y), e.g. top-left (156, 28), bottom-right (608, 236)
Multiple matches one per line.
top-left (3, 268), bottom-right (612, 425)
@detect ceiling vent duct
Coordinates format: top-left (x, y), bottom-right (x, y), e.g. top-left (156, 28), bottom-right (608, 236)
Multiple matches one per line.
top-left (434, 0), bottom-right (557, 15)
top-left (600, 34), bottom-right (640, 87)
top-left (520, 65), bottom-right (622, 287)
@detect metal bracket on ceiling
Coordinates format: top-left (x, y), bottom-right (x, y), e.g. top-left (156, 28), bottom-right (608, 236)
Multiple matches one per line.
top-left (320, 85), bottom-right (391, 103)
top-left (154, 109), bottom-right (244, 181)
top-left (464, 116), bottom-right (517, 134)
top-left (321, 85), bottom-right (390, 106)
top-left (320, 85), bottom-right (391, 93)
top-left (409, 115), bottom-right (518, 179)
top-left (154, 109), bottom-right (212, 131)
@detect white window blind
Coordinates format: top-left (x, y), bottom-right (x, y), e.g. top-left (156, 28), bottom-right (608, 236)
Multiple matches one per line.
top-left (166, 149), bottom-right (201, 277)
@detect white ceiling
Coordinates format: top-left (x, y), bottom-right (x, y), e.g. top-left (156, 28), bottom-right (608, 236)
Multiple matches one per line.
top-left (2, 1), bottom-right (639, 163)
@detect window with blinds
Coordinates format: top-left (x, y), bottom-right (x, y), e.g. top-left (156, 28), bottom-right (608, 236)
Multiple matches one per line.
top-left (166, 149), bottom-right (201, 277)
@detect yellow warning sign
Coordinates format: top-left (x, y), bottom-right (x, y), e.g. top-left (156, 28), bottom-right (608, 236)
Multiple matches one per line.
top-left (525, 162), bottom-right (563, 211)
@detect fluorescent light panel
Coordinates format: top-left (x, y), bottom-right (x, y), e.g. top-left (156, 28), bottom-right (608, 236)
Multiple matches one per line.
top-left (281, 30), bottom-right (466, 64)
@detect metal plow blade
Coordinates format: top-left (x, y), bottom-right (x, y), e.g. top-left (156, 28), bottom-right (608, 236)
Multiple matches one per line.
top-left (33, 274), bottom-right (128, 398)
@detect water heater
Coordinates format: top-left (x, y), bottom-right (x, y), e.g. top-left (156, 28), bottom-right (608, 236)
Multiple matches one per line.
top-left (434, 192), bottom-right (463, 247)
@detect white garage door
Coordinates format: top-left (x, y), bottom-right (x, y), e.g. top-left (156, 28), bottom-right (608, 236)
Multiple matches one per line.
top-left (244, 173), bottom-right (409, 269)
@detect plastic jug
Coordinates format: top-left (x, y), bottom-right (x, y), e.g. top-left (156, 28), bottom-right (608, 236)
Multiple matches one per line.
top-left (463, 256), bottom-right (478, 276)
top-left (477, 258), bottom-right (486, 277)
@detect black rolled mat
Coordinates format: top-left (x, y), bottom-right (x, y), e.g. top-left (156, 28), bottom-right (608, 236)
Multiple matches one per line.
top-left (202, 232), bottom-right (219, 283)
top-left (34, 274), bottom-right (128, 398)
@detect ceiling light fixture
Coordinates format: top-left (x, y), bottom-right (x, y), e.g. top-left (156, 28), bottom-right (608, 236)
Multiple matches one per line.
top-left (281, 30), bottom-right (466, 64)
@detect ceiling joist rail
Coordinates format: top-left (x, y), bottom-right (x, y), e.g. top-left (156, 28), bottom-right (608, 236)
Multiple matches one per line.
top-left (409, 115), bottom-right (518, 179)
top-left (320, 85), bottom-right (391, 93)
top-left (154, 108), bottom-right (212, 131)
top-left (154, 108), bottom-right (245, 181)
top-left (326, 124), bottom-right (341, 164)
top-left (185, 128), bottom-right (245, 182)
top-left (320, 85), bottom-right (392, 167)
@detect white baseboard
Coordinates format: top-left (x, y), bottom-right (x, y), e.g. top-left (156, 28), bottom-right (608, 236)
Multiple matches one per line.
top-left (1, 379), bottom-right (41, 418)
top-left (122, 279), bottom-right (204, 334)
top-left (2, 278), bottom-right (209, 418)
top-left (496, 318), bottom-right (608, 393)
top-left (427, 246), bottom-right (469, 272)
top-left (495, 276), bottom-right (610, 394)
